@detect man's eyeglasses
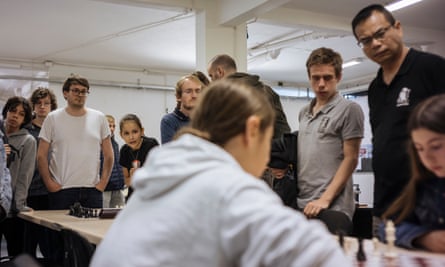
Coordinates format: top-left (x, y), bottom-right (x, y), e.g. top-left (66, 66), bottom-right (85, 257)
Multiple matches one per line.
top-left (183, 88), bottom-right (202, 95)
top-left (357, 25), bottom-right (393, 48)
top-left (70, 88), bottom-right (90, 96)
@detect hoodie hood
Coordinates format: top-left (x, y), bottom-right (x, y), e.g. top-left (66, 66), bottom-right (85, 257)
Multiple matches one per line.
top-left (132, 134), bottom-right (242, 200)
top-left (8, 128), bottom-right (30, 138)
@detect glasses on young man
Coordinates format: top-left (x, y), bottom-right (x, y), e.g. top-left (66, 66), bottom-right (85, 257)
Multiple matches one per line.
top-left (70, 88), bottom-right (90, 96)
top-left (183, 88), bottom-right (202, 95)
top-left (357, 25), bottom-right (393, 48)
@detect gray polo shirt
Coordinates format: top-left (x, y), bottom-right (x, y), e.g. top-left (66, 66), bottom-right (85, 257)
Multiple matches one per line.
top-left (297, 93), bottom-right (364, 219)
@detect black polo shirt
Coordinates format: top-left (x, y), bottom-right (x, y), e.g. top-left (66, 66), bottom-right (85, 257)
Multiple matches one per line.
top-left (368, 49), bottom-right (445, 217)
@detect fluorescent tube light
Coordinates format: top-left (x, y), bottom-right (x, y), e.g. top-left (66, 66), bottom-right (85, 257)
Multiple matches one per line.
top-left (343, 58), bottom-right (363, 69)
top-left (385, 0), bottom-right (423, 12)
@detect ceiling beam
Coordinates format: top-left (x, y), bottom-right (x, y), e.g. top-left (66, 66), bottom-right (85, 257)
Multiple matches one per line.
top-left (218, 0), bottom-right (291, 26)
top-left (258, 7), bottom-right (351, 33)
top-left (92, 0), bottom-right (193, 12)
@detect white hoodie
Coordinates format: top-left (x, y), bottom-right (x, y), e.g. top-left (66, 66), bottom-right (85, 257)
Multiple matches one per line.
top-left (92, 134), bottom-right (351, 267)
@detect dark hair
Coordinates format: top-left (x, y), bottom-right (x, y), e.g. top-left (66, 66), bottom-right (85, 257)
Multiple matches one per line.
top-left (177, 72), bottom-right (274, 146)
top-left (408, 94), bottom-right (445, 135)
top-left (192, 71), bottom-right (210, 86)
top-left (383, 94), bottom-right (445, 223)
top-left (2, 96), bottom-right (33, 127)
top-left (351, 4), bottom-right (396, 39)
top-left (62, 74), bottom-right (89, 93)
top-left (30, 87), bottom-right (58, 111)
top-left (208, 54), bottom-right (237, 73)
top-left (119, 114), bottom-right (143, 133)
top-left (306, 47), bottom-right (343, 78)
top-left (224, 72), bottom-right (266, 93)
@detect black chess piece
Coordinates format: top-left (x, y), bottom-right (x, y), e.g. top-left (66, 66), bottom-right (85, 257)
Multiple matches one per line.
top-left (69, 202), bottom-right (84, 217)
top-left (337, 230), bottom-right (345, 249)
top-left (356, 238), bottom-right (367, 262)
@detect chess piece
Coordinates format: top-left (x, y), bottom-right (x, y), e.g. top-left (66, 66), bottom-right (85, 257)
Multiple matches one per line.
top-left (384, 220), bottom-right (398, 258)
top-left (372, 237), bottom-right (380, 256)
top-left (356, 238), bottom-right (367, 262)
top-left (337, 230), bottom-right (345, 250)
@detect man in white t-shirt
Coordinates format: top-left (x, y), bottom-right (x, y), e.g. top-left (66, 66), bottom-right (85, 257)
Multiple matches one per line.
top-left (37, 75), bottom-right (114, 263)
top-left (37, 75), bottom-right (113, 209)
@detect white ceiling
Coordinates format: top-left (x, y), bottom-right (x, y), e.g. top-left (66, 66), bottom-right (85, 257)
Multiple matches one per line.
top-left (0, 0), bottom-right (444, 92)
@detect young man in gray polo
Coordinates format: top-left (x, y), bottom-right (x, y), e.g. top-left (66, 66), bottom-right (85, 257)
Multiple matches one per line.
top-left (297, 47), bottom-right (364, 234)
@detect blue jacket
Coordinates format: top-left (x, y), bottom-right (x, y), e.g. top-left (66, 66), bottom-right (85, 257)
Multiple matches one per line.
top-left (100, 136), bottom-right (124, 191)
top-left (24, 122), bottom-right (48, 197)
top-left (160, 107), bottom-right (189, 144)
top-left (379, 176), bottom-right (445, 249)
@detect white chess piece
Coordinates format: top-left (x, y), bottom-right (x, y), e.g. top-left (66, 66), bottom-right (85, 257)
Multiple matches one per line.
top-left (372, 237), bottom-right (380, 256)
top-left (384, 220), bottom-right (398, 258)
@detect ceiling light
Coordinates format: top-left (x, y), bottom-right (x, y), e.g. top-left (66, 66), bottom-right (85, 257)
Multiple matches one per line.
top-left (385, 0), bottom-right (423, 12)
top-left (343, 58), bottom-right (364, 69)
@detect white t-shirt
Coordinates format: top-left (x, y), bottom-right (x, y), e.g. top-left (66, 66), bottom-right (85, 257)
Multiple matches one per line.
top-left (39, 108), bottom-right (110, 188)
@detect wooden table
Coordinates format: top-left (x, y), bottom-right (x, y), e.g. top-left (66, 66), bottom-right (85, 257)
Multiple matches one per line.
top-left (18, 210), bottom-right (114, 245)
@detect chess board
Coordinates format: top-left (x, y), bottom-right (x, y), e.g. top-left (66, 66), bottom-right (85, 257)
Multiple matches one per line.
top-left (340, 237), bottom-right (445, 267)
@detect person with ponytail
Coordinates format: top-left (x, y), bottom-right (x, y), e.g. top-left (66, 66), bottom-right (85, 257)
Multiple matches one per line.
top-left (92, 73), bottom-right (350, 267)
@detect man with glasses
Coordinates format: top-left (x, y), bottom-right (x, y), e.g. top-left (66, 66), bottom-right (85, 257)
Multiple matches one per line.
top-left (351, 4), bottom-right (445, 236)
top-left (37, 75), bottom-right (113, 262)
top-left (160, 74), bottom-right (205, 144)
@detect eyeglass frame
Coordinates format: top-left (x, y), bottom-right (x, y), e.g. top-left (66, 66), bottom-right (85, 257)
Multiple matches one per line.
top-left (69, 88), bottom-right (90, 96)
top-left (357, 24), bottom-right (394, 49)
top-left (182, 88), bottom-right (202, 95)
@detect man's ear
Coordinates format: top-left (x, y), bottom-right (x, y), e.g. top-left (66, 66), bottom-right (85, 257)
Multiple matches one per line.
top-left (141, 127), bottom-right (145, 136)
top-left (336, 72), bottom-right (342, 83)
top-left (217, 67), bottom-right (224, 78)
top-left (393, 20), bottom-right (404, 38)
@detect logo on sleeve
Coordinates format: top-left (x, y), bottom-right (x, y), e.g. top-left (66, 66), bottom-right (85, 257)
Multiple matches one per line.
top-left (396, 87), bottom-right (411, 107)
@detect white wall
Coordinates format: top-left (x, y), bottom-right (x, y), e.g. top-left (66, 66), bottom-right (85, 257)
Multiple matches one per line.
top-left (279, 96), bottom-right (310, 132)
